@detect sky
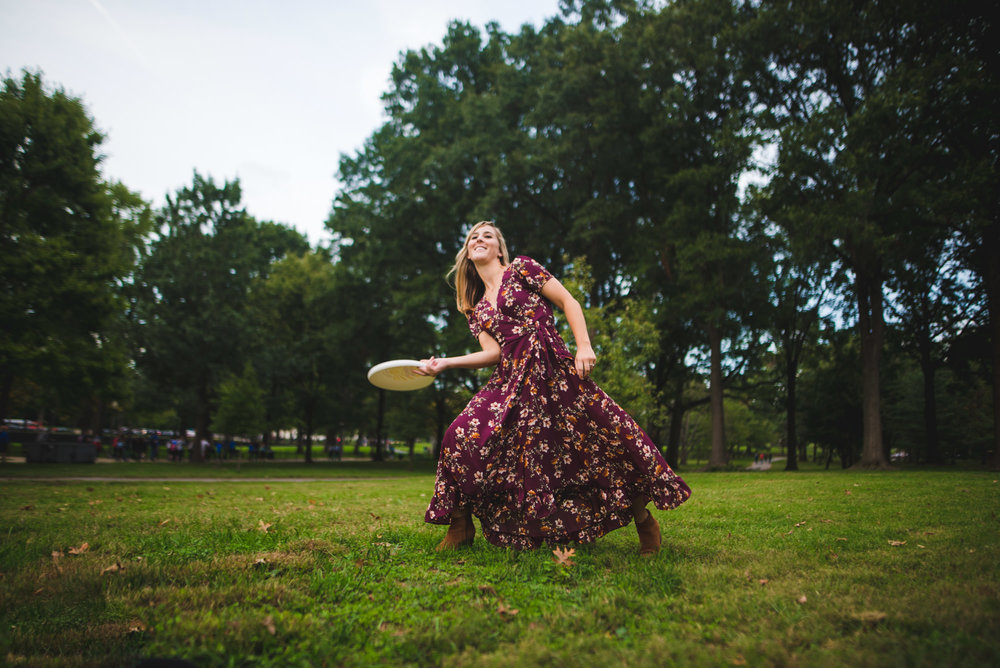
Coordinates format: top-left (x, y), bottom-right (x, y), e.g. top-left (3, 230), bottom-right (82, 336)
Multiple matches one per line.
top-left (1, 0), bottom-right (565, 245)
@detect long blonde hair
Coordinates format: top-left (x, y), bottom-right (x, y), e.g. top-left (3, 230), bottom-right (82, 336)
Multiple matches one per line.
top-left (448, 221), bottom-right (511, 314)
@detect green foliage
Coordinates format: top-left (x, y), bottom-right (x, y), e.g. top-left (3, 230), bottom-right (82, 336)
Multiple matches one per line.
top-left (211, 362), bottom-right (266, 438)
top-left (0, 70), bottom-right (151, 427)
top-left (133, 173), bottom-right (307, 442)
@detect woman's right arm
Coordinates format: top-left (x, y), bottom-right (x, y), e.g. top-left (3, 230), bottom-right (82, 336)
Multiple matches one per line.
top-left (416, 331), bottom-right (501, 376)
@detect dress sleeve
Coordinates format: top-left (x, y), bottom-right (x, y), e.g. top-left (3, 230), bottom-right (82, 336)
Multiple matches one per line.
top-left (515, 256), bottom-right (554, 293)
top-left (466, 309), bottom-right (483, 339)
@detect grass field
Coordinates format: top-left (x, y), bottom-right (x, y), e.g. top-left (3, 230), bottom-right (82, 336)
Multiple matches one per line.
top-left (1, 463), bottom-right (998, 667)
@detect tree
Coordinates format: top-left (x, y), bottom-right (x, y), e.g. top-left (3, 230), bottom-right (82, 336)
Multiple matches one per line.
top-left (134, 173), bottom-right (307, 458)
top-left (0, 70), bottom-right (149, 426)
top-left (211, 362), bottom-right (266, 440)
top-left (248, 250), bottom-right (349, 463)
top-left (757, 0), bottom-right (989, 468)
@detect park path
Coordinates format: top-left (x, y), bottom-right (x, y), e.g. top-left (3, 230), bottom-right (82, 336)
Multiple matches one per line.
top-left (746, 456), bottom-right (786, 471)
top-left (0, 476), bottom-right (411, 483)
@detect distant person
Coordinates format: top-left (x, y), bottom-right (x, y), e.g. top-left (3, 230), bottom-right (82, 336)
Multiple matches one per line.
top-left (416, 221), bottom-right (691, 554)
top-left (0, 423), bottom-right (9, 464)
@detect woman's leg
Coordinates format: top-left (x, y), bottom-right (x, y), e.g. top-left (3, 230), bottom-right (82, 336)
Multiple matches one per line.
top-left (436, 507), bottom-right (476, 551)
top-left (632, 496), bottom-right (660, 556)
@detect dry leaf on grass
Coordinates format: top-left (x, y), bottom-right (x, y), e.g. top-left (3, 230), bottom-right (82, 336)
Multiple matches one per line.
top-left (852, 611), bottom-right (887, 627)
top-left (888, 540), bottom-right (906, 547)
top-left (51, 551), bottom-right (64, 561)
top-left (263, 615), bottom-right (276, 635)
top-left (497, 602), bottom-right (519, 617)
top-left (258, 520), bottom-right (272, 533)
top-left (797, 595), bottom-right (808, 604)
top-left (552, 547), bottom-right (576, 567)
top-left (101, 561), bottom-right (124, 575)
top-left (68, 542), bottom-right (89, 555)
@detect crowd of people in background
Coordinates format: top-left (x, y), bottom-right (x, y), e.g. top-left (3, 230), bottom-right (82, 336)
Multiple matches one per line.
top-left (96, 430), bottom-right (275, 462)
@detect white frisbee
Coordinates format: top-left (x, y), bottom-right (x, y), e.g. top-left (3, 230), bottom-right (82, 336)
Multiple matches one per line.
top-left (367, 359), bottom-right (434, 391)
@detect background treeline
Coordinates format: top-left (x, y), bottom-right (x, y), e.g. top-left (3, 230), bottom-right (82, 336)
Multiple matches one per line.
top-left (2, 0), bottom-right (996, 468)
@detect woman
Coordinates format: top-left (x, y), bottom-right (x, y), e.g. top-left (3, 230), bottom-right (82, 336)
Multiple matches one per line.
top-left (417, 221), bottom-right (691, 554)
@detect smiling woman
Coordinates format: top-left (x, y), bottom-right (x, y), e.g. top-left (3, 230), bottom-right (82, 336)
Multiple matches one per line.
top-left (415, 221), bottom-right (691, 554)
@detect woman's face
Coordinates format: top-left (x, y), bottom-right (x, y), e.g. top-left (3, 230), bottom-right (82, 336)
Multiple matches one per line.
top-left (466, 225), bottom-right (501, 263)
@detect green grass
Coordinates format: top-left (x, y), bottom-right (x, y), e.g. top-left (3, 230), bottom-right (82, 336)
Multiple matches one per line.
top-left (1, 466), bottom-right (998, 667)
top-left (0, 458), bottom-right (439, 479)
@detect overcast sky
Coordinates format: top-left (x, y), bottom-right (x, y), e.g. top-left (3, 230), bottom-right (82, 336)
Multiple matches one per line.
top-left (1, 0), bottom-right (564, 245)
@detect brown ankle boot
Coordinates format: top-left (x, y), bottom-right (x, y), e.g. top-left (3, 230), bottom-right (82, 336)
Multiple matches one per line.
top-left (436, 511), bottom-right (475, 551)
top-left (635, 509), bottom-right (661, 556)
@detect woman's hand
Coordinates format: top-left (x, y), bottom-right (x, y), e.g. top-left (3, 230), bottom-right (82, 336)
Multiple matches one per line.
top-left (415, 356), bottom-right (446, 377)
top-left (575, 344), bottom-right (597, 379)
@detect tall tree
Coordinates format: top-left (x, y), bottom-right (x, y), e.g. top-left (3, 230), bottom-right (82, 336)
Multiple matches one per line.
top-left (0, 71), bottom-right (149, 425)
top-left (134, 174), bottom-right (306, 458)
top-left (758, 0), bottom-right (985, 468)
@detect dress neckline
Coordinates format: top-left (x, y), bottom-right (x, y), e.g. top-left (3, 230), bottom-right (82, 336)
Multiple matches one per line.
top-left (478, 261), bottom-right (516, 311)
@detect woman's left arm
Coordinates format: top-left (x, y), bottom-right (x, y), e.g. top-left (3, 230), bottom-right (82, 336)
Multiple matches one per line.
top-left (541, 277), bottom-right (597, 378)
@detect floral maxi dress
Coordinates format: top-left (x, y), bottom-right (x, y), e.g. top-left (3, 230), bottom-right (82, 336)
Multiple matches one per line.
top-left (425, 256), bottom-right (691, 549)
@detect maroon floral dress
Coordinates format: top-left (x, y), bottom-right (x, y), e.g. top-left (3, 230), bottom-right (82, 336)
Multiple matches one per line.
top-left (425, 256), bottom-right (691, 549)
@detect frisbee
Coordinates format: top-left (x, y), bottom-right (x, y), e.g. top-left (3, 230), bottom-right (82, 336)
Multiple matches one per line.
top-left (367, 359), bottom-right (435, 391)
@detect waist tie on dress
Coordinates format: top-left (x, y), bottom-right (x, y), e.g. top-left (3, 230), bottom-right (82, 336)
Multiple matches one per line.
top-left (506, 321), bottom-right (573, 509)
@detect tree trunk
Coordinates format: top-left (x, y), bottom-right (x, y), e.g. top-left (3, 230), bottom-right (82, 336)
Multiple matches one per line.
top-left (984, 219), bottom-right (1000, 470)
top-left (707, 322), bottom-right (727, 468)
top-left (854, 265), bottom-right (889, 469)
top-left (434, 386), bottom-right (447, 461)
top-left (918, 338), bottom-right (942, 464)
top-left (373, 388), bottom-right (385, 461)
top-left (304, 402), bottom-right (314, 464)
top-left (665, 382), bottom-right (685, 469)
top-left (193, 378), bottom-right (209, 463)
top-left (784, 359), bottom-right (799, 471)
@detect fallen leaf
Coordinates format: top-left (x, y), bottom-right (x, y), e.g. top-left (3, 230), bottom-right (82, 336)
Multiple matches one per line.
top-left (258, 520), bottom-right (272, 533)
top-left (88, 500), bottom-right (102, 506)
top-left (68, 542), bottom-right (90, 555)
top-left (852, 611), bottom-right (887, 627)
top-left (128, 621), bottom-right (148, 634)
top-left (820, 519), bottom-right (834, 524)
top-left (797, 595), bottom-right (808, 604)
top-left (794, 521), bottom-right (807, 527)
top-left (101, 561), bottom-right (123, 575)
top-left (158, 519), bottom-right (170, 527)
top-left (478, 584), bottom-right (498, 596)
top-left (888, 540), bottom-right (906, 547)
top-left (845, 490), bottom-right (852, 496)
top-left (51, 551), bottom-right (64, 561)
top-left (836, 537), bottom-right (848, 541)
top-left (497, 601), bottom-right (519, 617)
top-left (758, 579), bottom-right (769, 586)
top-left (263, 615), bottom-right (276, 635)
top-left (917, 544), bottom-right (926, 548)
top-left (552, 547), bottom-right (576, 567)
